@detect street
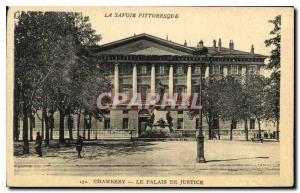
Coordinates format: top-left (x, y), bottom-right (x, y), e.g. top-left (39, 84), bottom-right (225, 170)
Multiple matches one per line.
top-left (14, 140), bottom-right (279, 176)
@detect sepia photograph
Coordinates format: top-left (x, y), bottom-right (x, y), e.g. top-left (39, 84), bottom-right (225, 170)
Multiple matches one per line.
top-left (6, 6), bottom-right (294, 187)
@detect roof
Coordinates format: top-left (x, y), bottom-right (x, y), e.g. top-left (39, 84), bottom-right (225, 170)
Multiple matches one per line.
top-left (89, 33), bottom-right (267, 58)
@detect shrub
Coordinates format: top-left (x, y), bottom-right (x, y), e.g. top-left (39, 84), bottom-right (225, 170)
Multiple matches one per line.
top-left (140, 128), bottom-right (168, 138)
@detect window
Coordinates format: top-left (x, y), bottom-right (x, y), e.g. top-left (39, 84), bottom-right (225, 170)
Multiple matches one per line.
top-left (220, 66), bottom-right (224, 75)
top-left (121, 64), bottom-right (129, 74)
top-left (231, 65), bottom-right (238, 75)
top-left (201, 66), bottom-right (206, 75)
top-left (178, 111), bottom-right (183, 114)
top-left (194, 66), bottom-right (201, 74)
top-left (212, 65), bottom-right (220, 75)
top-left (177, 66), bottom-right (184, 75)
top-left (104, 118), bottom-right (110, 129)
top-left (231, 120), bottom-right (237, 129)
top-left (140, 85), bottom-right (148, 97)
top-left (249, 65), bottom-right (258, 75)
top-left (196, 118), bottom-right (200, 130)
top-left (123, 118), bottom-right (129, 129)
top-left (177, 118), bottom-right (183, 129)
top-left (213, 119), bottom-right (219, 129)
top-left (141, 65), bottom-right (147, 74)
top-left (176, 86), bottom-right (184, 94)
top-left (250, 119), bottom-right (255, 130)
top-left (31, 116), bottom-right (35, 128)
top-left (123, 110), bottom-right (128, 114)
top-left (122, 87), bottom-right (130, 96)
top-left (159, 66), bottom-right (165, 75)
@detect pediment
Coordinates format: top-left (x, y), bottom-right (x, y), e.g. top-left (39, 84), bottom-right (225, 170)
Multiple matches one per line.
top-left (94, 33), bottom-right (194, 56)
top-left (129, 46), bottom-right (180, 55)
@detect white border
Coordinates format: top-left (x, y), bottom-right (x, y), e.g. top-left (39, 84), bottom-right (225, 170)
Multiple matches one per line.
top-left (1, 1), bottom-right (298, 193)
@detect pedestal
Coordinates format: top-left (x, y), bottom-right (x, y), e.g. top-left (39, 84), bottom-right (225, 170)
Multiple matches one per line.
top-left (196, 134), bottom-right (206, 163)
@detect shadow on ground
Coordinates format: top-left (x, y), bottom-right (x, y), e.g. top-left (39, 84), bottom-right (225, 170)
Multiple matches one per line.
top-left (205, 156), bottom-right (269, 163)
top-left (14, 140), bottom-right (158, 160)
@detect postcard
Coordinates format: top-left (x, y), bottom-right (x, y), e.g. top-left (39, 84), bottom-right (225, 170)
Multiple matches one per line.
top-left (6, 6), bottom-right (294, 187)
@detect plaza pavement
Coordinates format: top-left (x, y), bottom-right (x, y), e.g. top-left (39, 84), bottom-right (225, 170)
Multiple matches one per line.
top-left (14, 140), bottom-right (279, 176)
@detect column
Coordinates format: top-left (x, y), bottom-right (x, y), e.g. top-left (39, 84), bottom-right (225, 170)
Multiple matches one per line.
top-left (150, 64), bottom-right (155, 94)
top-left (223, 65), bottom-right (228, 77)
top-left (114, 64), bottom-right (119, 94)
top-left (132, 64), bottom-right (137, 95)
top-left (186, 65), bottom-right (192, 95)
top-left (242, 66), bottom-right (247, 76)
top-left (259, 65), bottom-right (264, 76)
top-left (205, 65), bottom-right (210, 79)
top-left (168, 64), bottom-right (174, 97)
top-left (241, 65), bottom-right (247, 84)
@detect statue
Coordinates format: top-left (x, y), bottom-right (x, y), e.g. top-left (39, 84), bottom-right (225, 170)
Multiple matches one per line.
top-left (166, 111), bottom-right (174, 132)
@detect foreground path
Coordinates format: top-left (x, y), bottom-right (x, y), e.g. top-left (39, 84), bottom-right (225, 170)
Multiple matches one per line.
top-left (14, 140), bottom-right (279, 176)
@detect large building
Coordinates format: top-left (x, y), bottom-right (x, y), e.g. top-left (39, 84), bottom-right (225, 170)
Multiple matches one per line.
top-left (87, 33), bottom-right (273, 138)
top-left (20, 33), bottom-right (276, 140)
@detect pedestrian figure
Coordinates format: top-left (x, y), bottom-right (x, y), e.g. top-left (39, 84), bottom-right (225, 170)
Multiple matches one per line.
top-left (211, 131), bottom-right (218, 140)
top-left (76, 135), bottom-right (84, 158)
top-left (273, 131), bottom-right (276, 139)
top-left (35, 132), bottom-right (42, 157)
top-left (166, 110), bottom-right (174, 132)
top-left (148, 112), bottom-right (155, 130)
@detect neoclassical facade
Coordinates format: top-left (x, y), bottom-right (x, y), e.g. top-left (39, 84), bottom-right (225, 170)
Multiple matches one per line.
top-left (20, 33), bottom-right (275, 140)
top-left (86, 33), bottom-right (272, 138)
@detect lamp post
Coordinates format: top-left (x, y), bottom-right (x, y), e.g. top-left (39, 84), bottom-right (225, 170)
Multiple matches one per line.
top-left (196, 67), bottom-right (206, 163)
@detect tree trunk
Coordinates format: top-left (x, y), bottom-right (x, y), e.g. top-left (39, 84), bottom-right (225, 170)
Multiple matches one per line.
top-left (68, 114), bottom-right (73, 141)
top-left (87, 116), bottom-right (91, 140)
top-left (29, 112), bottom-right (33, 141)
top-left (77, 111), bottom-right (81, 138)
top-left (50, 115), bottom-right (54, 140)
top-left (13, 105), bottom-right (20, 142)
top-left (217, 119), bottom-right (220, 140)
top-left (14, 82), bottom-right (20, 142)
top-left (22, 102), bottom-right (29, 154)
top-left (43, 108), bottom-right (50, 147)
top-left (83, 117), bottom-right (86, 139)
top-left (13, 112), bottom-right (19, 142)
top-left (276, 119), bottom-right (280, 141)
top-left (59, 110), bottom-right (65, 144)
top-left (41, 113), bottom-right (44, 139)
top-left (207, 115), bottom-right (212, 140)
top-left (230, 123), bottom-right (233, 140)
top-left (244, 117), bottom-right (249, 141)
top-left (257, 117), bottom-right (262, 139)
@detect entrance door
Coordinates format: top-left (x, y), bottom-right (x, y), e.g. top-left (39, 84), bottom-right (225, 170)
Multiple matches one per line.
top-left (140, 85), bottom-right (148, 102)
top-left (138, 117), bottom-right (148, 136)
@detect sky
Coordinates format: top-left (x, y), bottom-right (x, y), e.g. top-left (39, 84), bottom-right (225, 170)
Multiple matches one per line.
top-left (79, 7), bottom-right (287, 56)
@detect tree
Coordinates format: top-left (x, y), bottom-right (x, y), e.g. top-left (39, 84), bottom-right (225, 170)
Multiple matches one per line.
top-left (202, 78), bottom-right (223, 139)
top-left (218, 76), bottom-right (244, 140)
top-left (15, 11), bottom-right (52, 152)
top-left (247, 75), bottom-right (267, 139)
top-left (265, 15), bottom-right (281, 70)
top-left (65, 55), bottom-right (111, 140)
top-left (263, 74), bottom-right (280, 139)
top-left (14, 11), bottom-right (104, 150)
top-left (264, 15), bottom-right (281, 140)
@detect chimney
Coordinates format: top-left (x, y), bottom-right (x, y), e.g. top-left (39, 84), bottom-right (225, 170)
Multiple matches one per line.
top-left (213, 39), bottom-right (216, 48)
top-left (166, 35), bottom-right (168, 41)
top-left (184, 40), bottom-right (187, 46)
top-left (134, 33), bottom-right (136, 36)
top-left (218, 38), bottom-right (222, 51)
top-left (198, 39), bottom-right (204, 49)
top-left (229, 40), bottom-right (234, 51)
top-left (251, 44), bottom-right (254, 54)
